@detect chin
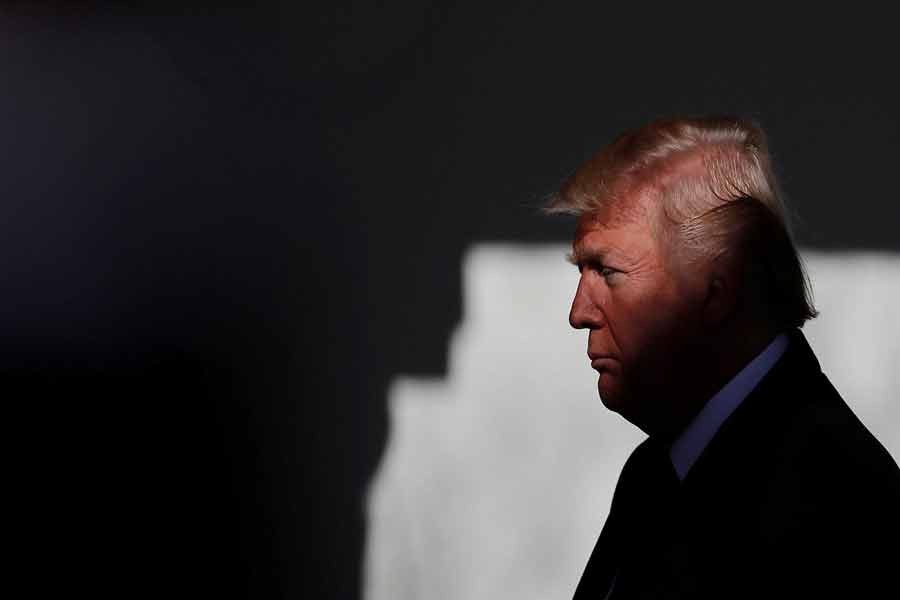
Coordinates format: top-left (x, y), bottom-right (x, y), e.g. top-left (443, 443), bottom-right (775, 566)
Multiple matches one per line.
top-left (598, 380), bottom-right (626, 413)
top-left (599, 381), bottom-right (650, 431)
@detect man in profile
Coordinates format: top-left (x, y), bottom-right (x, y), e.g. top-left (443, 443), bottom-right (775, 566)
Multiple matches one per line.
top-left (547, 116), bottom-right (900, 599)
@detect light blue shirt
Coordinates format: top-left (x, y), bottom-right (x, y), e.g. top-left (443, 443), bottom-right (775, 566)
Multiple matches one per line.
top-left (669, 333), bottom-right (790, 480)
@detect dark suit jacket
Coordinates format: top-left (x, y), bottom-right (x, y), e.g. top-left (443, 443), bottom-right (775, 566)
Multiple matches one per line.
top-left (573, 329), bottom-right (900, 599)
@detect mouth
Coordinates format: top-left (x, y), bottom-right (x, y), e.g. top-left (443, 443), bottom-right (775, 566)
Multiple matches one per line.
top-left (590, 357), bottom-right (617, 371)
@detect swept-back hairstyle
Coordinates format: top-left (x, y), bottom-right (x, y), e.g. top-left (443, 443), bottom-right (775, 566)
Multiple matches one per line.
top-left (547, 116), bottom-right (817, 329)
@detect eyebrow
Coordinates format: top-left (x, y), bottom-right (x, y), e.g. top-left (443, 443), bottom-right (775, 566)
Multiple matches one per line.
top-left (566, 246), bottom-right (616, 266)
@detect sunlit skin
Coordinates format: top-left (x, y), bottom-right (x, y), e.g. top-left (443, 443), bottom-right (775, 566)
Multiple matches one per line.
top-left (568, 201), bottom-right (733, 438)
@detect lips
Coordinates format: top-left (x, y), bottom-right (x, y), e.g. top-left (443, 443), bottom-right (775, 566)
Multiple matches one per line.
top-left (591, 357), bottom-right (615, 368)
top-left (589, 353), bottom-right (618, 371)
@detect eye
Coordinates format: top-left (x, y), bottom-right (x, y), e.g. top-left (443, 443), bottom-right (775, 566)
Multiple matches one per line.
top-left (566, 252), bottom-right (621, 280)
top-left (587, 262), bottom-right (617, 280)
top-left (598, 265), bottom-right (621, 282)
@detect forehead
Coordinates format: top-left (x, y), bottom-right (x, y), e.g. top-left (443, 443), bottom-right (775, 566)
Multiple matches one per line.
top-left (573, 197), bottom-right (656, 246)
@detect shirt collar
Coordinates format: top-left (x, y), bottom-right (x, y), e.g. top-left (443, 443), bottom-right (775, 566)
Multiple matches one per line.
top-left (669, 332), bottom-right (790, 480)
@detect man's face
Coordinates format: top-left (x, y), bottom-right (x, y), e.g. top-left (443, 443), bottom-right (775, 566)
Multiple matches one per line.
top-left (568, 203), bottom-right (708, 434)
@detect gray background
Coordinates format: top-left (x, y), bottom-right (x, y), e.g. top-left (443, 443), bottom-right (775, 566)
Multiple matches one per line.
top-left (2, 4), bottom-right (897, 598)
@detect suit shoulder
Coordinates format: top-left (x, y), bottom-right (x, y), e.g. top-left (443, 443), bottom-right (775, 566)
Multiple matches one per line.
top-left (790, 372), bottom-right (899, 483)
top-left (763, 371), bottom-right (900, 529)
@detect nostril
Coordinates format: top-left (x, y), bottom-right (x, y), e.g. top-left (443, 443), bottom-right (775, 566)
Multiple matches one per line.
top-left (569, 308), bottom-right (584, 330)
top-left (569, 294), bottom-right (589, 330)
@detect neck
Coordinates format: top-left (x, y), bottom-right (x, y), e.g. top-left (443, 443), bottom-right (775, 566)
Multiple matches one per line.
top-left (709, 320), bottom-right (779, 393)
top-left (645, 320), bottom-right (780, 440)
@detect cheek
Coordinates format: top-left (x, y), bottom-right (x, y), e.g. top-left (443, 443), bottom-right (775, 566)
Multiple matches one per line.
top-left (615, 288), bottom-right (693, 354)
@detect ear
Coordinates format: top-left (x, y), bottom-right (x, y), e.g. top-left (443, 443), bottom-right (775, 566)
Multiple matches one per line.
top-left (701, 264), bottom-right (740, 327)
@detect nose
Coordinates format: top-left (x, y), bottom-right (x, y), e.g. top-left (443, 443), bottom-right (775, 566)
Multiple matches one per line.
top-left (568, 274), bottom-right (605, 330)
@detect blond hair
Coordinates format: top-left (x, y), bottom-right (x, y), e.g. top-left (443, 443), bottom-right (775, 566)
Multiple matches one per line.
top-left (547, 116), bottom-right (817, 328)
